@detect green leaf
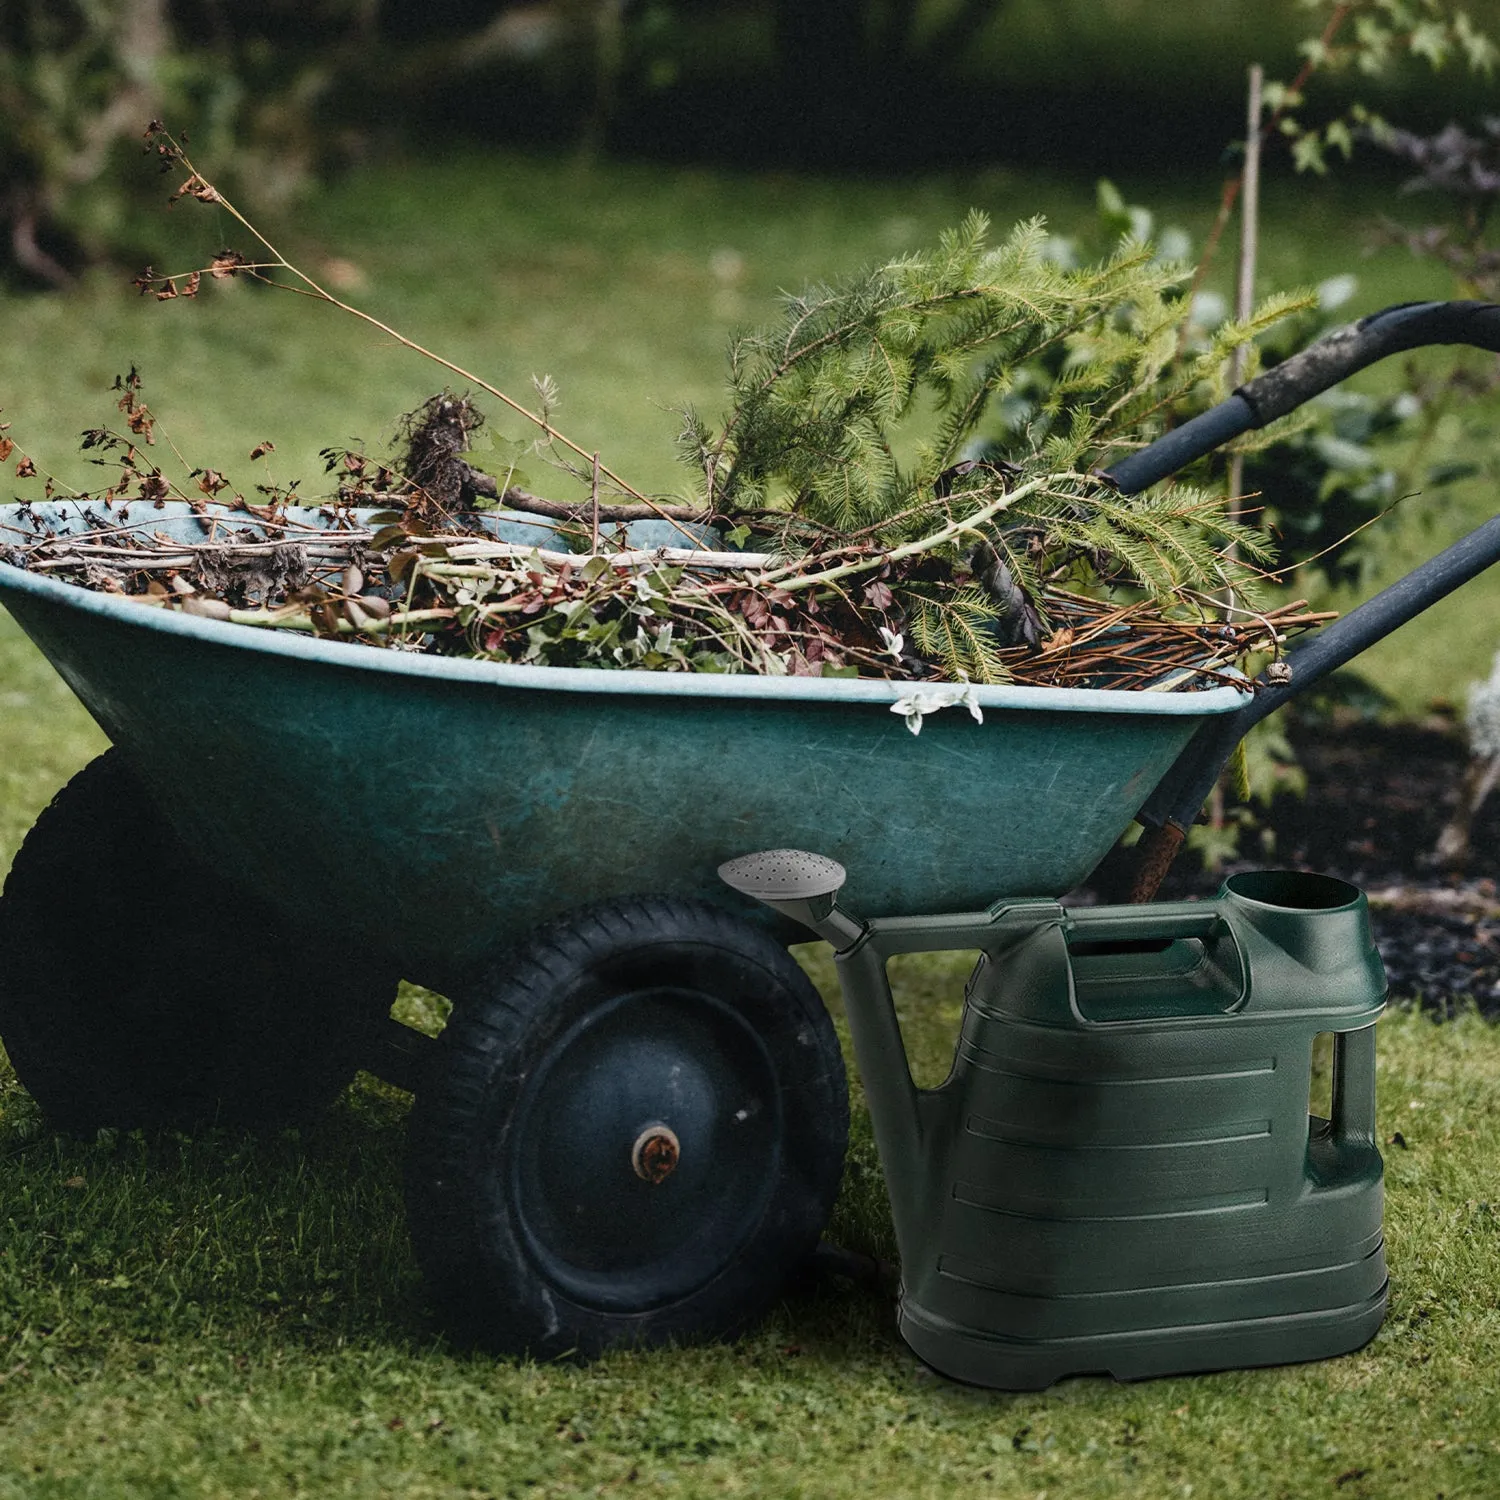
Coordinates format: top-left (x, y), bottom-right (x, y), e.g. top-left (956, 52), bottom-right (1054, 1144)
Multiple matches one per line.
top-left (1292, 134), bottom-right (1328, 173)
top-left (1323, 118), bottom-right (1355, 159)
top-left (1408, 19), bottom-right (1450, 65)
top-left (1455, 10), bottom-right (1498, 71)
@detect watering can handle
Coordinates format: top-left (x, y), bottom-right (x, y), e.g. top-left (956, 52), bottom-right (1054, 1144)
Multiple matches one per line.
top-left (1065, 904), bottom-right (1224, 946)
top-left (1101, 300), bottom-right (1500, 495)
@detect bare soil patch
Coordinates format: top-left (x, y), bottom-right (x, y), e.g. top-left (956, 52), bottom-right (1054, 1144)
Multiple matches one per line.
top-left (1087, 717), bottom-right (1500, 1016)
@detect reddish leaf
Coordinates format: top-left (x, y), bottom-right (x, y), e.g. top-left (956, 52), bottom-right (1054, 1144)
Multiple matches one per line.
top-left (738, 593), bottom-right (771, 628)
top-left (127, 407), bottom-right (156, 445)
top-left (15, 456), bottom-right (36, 478)
top-left (169, 173), bottom-right (222, 206)
top-left (209, 249), bottom-right (247, 280)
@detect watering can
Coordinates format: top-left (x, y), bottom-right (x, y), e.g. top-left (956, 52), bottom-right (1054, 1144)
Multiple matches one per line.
top-left (720, 852), bottom-right (1389, 1389)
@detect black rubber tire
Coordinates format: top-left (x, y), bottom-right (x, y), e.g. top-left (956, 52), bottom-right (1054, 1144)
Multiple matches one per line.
top-left (404, 896), bottom-right (849, 1359)
top-left (0, 749), bottom-right (394, 1132)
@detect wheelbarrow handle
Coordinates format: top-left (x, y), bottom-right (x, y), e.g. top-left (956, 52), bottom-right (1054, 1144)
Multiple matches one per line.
top-left (1126, 509), bottom-right (1500, 898)
top-left (1112, 299), bottom-right (1500, 902)
top-left (1102, 300), bottom-right (1500, 495)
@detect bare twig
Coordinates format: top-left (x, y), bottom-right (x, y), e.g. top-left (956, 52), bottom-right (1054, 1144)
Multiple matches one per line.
top-left (139, 130), bottom-right (705, 538)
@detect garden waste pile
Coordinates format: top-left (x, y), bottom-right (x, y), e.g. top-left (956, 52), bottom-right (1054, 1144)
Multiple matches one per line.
top-left (2, 213), bottom-right (1332, 690)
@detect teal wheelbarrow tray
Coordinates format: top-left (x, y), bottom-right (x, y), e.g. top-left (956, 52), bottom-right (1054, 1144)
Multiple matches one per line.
top-left (3, 299), bottom-right (1500, 1361)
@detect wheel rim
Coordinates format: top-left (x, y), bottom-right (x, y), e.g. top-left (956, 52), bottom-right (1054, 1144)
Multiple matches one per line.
top-left (507, 984), bottom-right (783, 1313)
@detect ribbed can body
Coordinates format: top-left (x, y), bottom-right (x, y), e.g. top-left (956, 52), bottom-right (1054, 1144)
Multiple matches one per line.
top-left (854, 872), bottom-right (1388, 1388)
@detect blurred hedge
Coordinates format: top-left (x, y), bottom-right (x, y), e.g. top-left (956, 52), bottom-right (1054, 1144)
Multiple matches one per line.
top-left (389, 0), bottom-right (1500, 170)
top-left (5, 0), bottom-right (1500, 283)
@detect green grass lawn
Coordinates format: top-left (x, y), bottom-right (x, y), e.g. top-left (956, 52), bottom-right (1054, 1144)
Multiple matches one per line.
top-left (5, 148), bottom-right (1500, 1497)
top-left (2, 979), bottom-right (1499, 1499)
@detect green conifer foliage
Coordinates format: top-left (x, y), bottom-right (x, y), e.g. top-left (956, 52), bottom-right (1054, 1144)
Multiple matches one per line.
top-left (679, 212), bottom-right (1302, 681)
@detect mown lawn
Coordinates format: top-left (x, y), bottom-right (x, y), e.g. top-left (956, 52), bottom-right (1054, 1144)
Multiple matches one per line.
top-left (4, 148), bottom-right (1500, 1497)
top-left (2, 984), bottom-right (1499, 1499)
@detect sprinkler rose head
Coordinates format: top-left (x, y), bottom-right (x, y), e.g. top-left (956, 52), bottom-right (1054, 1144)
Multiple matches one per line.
top-left (717, 849), bottom-right (864, 949)
top-left (717, 849), bottom-right (847, 901)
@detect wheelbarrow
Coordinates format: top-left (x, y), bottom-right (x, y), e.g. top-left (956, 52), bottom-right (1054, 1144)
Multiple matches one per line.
top-left (2, 300), bottom-right (1499, 1360)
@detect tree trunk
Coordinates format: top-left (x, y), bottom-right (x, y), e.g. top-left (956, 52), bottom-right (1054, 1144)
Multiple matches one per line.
top-left (1430, 753), bottom-right (1500, 868)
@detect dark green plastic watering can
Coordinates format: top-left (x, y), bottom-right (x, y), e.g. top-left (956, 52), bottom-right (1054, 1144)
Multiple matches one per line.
top-left (721, 852), bottom-right (1388, 1389)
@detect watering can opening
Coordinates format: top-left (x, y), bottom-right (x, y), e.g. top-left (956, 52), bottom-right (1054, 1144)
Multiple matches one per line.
top-left (1224, 870), bottom-right (1361, 911)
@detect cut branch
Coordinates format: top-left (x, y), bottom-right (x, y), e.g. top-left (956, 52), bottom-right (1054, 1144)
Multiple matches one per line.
top-left (462, 467), bottom-right (709, 523)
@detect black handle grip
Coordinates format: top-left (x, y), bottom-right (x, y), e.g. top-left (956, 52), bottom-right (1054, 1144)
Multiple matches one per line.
top-left (1103, 299), bottom-right (1500, 495)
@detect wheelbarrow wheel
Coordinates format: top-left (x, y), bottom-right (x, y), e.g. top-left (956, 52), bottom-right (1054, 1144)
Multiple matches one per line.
top-left (0, 749), bottom-right (394, 1132)
top-left (405, 896), bottom-right (849, 1359)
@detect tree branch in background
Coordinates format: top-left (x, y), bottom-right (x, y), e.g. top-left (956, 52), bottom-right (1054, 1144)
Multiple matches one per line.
top-left (920, 0), bottom-right (1011, 68)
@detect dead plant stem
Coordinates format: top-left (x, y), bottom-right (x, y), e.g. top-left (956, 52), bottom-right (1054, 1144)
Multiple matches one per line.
top-left (154, 136), bottom-right (704, 535)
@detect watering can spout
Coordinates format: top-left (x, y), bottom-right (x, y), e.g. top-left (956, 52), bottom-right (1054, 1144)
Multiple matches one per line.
top-left (719, 849), bottom-right (927, 1232)
top-left (716, 849), bottom-right (867, 949)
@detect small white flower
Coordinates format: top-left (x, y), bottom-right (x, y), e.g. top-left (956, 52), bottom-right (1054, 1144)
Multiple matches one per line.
top-left (889, 682), bottom-right (985, 736)
top-left (1467, 650), bottom-right (1500, 760)
top-left (878, 626), bottom-right (905, 659)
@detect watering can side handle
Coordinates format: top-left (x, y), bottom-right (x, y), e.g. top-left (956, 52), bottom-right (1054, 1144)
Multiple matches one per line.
top-left (860, 905), bottom-right (1065, 960)
top-left (1064, 905), bottom-right (1223, 946)
top-left (1102, 300), bottom-right (1500, 496)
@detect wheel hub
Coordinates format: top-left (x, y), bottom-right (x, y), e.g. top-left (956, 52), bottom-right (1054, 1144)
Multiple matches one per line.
top-left (631, 1123), bottom-right (681, 1184)
top-left (508, 985), bottom-right (781, 1312)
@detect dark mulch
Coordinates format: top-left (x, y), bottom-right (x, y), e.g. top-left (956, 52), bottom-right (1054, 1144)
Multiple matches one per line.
top-left (1085, 716), bottom-right (1500, 1018)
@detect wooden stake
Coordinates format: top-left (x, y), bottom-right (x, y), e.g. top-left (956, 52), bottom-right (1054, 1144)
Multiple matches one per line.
top-left (1227, 63), bottom-right (1264, 539)
top-left (1210, 64), bottom-right (1266, 839)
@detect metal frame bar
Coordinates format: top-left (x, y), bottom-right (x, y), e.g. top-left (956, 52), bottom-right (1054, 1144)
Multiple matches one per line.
top-left (1098, 299), bottom-right (1500, 884)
